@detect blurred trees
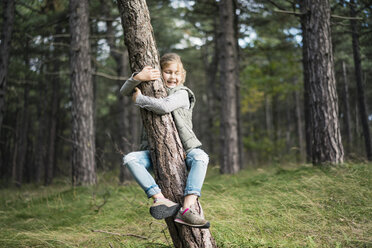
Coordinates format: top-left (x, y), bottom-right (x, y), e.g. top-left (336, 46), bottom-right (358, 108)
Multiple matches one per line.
top-left (0, 0), bottom-right (371, 186)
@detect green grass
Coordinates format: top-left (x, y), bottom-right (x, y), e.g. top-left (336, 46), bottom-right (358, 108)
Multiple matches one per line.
top-left (0, 163), bottom-right (371, 247)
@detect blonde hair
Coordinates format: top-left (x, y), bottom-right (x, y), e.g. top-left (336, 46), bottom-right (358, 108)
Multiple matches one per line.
top-left (160, 53), bottom-right (186, 84)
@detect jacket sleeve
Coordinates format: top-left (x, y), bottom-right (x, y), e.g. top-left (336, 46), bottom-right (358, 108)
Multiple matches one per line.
top-left (135, 90), bottom-right (190, 115)
top-left (119, 73), bottom-right (141, 96)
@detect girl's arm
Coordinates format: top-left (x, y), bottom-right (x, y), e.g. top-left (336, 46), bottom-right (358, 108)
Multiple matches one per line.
top-left (135, 90), bottom-right (190, 115)
top-left (119, 73), bottom-right (141, 96)
top-left (119, 66), bottom-right (160, 96)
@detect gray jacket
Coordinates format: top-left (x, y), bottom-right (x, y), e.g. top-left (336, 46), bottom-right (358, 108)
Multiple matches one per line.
top-left (120, 75), bottom-right (202, 153)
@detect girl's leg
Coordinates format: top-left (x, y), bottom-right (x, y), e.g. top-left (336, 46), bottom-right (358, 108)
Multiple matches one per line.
top-left (123, 150), bottom-right (161, 198)
top-left (123, 151), bottom-right (179, 219)
top-left (183, 148), bottom-right (209, 208)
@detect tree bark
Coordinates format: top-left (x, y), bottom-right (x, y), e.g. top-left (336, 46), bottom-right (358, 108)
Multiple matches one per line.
top-left (0, 0), bottom-right (15, 137)
top-left (117, 0), bottom-right (216, 247)
top-left (218, 0), bottom-right (240, 174)
top-left (69, 0), bottom-right (96, 185)
top-left (349, 0), bottom-right (372, 161)
top-left (300, 0), bottom-right (344, 165)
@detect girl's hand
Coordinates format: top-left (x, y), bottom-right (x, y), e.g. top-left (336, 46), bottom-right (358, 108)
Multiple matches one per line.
top-left (132, 87), bottom-right (142, 102)
top-left (133, 66), bottom-right (161, 81)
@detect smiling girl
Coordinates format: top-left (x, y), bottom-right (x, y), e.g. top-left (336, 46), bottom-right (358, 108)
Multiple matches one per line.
top-left (120, 53), bottom-right (210, 228)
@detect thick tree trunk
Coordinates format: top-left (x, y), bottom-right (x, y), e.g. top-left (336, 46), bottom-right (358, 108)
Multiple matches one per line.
top-left (0, 0), bottom-right (15, 135)
top-left (69, 0), bottom-right (96, 185)
top-left (300, 0), bottom-right (344, 164)
top-left (341, 61), bottom-right (352, 155)
top-left (349, 0), bottom-right (372, 161)
top-left (218, 0), bottom-right (240, 174)
top-left (117, 0), bottom-right (216, 247)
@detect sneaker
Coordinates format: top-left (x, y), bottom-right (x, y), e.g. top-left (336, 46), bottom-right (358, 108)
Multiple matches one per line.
top-left (150, 198), bottom-right (180, 220)
top-left (174, 208), bottom-right (210, 228)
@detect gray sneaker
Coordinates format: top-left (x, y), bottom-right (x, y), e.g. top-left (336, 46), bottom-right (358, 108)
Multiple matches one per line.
top-left (150, 198), bottom-right (180, 220)
top-left (174, 208), bottom-right (210, 228)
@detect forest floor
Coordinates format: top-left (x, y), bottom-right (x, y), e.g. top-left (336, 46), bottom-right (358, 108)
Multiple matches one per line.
top-left (0, 162), bottom-right (371, 248)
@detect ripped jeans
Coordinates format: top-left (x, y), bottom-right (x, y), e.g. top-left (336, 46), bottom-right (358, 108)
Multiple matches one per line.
top-left (123, 148), bottom-right (208, 198)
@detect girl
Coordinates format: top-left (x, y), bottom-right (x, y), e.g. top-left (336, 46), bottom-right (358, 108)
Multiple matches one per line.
top-left (120, 53), bottom-right (209, 228)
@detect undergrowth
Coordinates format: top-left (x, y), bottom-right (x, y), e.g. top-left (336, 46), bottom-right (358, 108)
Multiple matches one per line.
top-left (0, 163), bottom-right (371, 247)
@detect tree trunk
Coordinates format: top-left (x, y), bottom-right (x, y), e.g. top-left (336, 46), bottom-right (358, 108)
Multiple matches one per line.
top-left (300, 2), bottom-right (312, 163)
top-left (117, 0), bottom-right (216, 247)
top-left (102, 1), bottom-right (133, 182)
top-left (0, 0), bottom-right (15, 136)
top-left (300, 0), bottom-right (344, 165)
top-left (45, 58), bottom-right (60, 186)
top-left (349, 0), bottom-right (372, 161)
top-left (34, 80), bottom-right (47, 184)
top-left (341, 61), bottom-right (352, 155)
top-left (12, 42), bottom-right (31, 187)
top-left (293, 79), bottom-right (305, 162)
top-left (201, 13), bottom-right (219, 164)
top-left (69, 0), bottom-right (96, 185)
top-left (218, 0), bottom-right (240, 174)
top-left (117, 52), bottom-right (134, 182)
top-left (12, 85), bottom-right (30, 187)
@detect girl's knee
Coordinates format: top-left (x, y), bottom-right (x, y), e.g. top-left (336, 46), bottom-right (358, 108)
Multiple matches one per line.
top-left (123, 151), bottom-right (141, 165)
top-left (190, 149), bottom-right (209, 165)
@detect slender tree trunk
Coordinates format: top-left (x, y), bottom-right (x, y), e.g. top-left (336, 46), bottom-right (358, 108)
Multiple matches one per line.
top-left (294, 79), bottom-right (305, 162)
top-left (0, 0), bottom-right (15, 136)
top-left (219, 0), bottom-right (240, 174)
top-left (117, 0), bottom-right (216, 247)
top-left (102, 2), bottom-right (134, 182)
top-left (45, 59), bottom-right (60, 186)
top-left (349, 0), bottom-right (372, 161)
top-left (265, 96), bottom-right (272, 135)
top-left (34, 76), bottom-right (48, 184)
top-left (12, 43), bottom-right (31, 187)
top-left (341, 61), bottom-right (352, 155)
top-left (300, 2), bottom-right (312, 163)
top-left (118, 52), bottom-right (134, 182)
top-left (201, 14), bottom-right (219, 164)
top-left (234, 0), bottom-right (244, 169)
top-left (69, 0), bottom-right (96, 185)
top-left (300, 0), bottom-right (344, 165)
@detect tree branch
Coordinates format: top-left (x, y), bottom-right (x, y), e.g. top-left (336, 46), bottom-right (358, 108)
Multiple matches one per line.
top-left (91, 230), bottom-right (147, 240)
top-left (331, 14), bottom-right (363, 20)
top-left (93, 71), bottom-right (128, 81)
top-left (273, 9), bottom-right (305, 16)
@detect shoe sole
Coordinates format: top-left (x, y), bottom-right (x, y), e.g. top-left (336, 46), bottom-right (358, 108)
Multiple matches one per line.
top-left (150, 204), bottom-right (180, 220)
top-left (174, 218), bottom-right (210, 229)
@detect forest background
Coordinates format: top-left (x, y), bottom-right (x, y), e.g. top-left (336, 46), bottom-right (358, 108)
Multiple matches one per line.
top-left (0, 0), bottom-right (371, 247)
top-left (0, 0), bottom-right (371, 187)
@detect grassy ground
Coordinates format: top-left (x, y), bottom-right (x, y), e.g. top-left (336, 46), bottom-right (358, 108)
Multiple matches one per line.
top-left (0, 163), bottom-right (371, 248)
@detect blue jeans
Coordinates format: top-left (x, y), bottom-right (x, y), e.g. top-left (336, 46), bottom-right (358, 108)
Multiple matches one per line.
top-left (123, 148), bottom-right (208, 198)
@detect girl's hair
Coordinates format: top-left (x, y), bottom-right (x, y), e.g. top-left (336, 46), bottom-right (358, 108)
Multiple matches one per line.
top-left (160, 53), bottom-right (186, 84)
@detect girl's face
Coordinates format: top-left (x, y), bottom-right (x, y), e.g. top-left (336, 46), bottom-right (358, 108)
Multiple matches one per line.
top-left (162, 62), bottom-right (182, 88)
